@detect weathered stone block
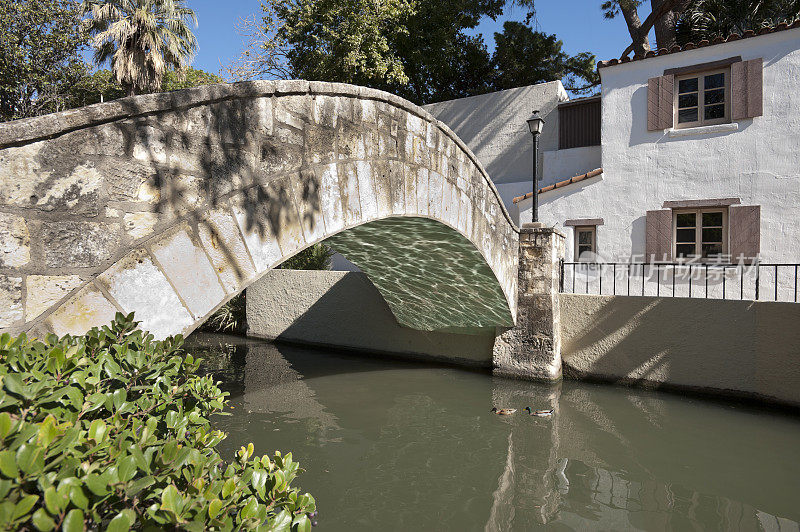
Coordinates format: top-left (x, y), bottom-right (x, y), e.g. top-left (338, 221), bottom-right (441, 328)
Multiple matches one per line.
top-left (150, 228), bottom-right (226, 318)
top-left (427, 170), bottom-right (444, 220)
top-left (304, 124), bottom-right (336, 165)
top-left (123, 212), bottom-right (159, 240)
top-left (387, 161), bottom-right (406, 215)
top-left (414, 167), bottom-right (429, 217)
top-left (44, 283), bottom-right (118, 337)
top-left (41, 222), bottom-right (121, 268)
top-left (97, 249), bottom-right (193, 339)
top-left (0, 145), bottom-right (102, 215)
top-left (260, 177), bottom-right (306, 258)
top-left (371, 161), bottom-right (393, 219)
top-left (312, 95), bottom-right (339, 128)
top-left (339, 162), bottom-right (363, 226)
top-left (317, 163), bottom-right (345, 234)
top-left (259, 138), bottom-right (302, 175)
top-left (355, 161), bottom-right (378, 222)
top-left (0, 276), bottom-right (23, 328)
top-left (198, 209), bottom-right (256, 294)
top-left (0, 213), bottom-right (30, 268)
top-left (35, 164), bottom-right (103, 214)
top-left (403, 163), bottom-right (417, 212)
top-left (292, 170), bottom-right (327, 243)
top-left (26, 275), bottom-right (84, 320)
top-left (231, 199), bottom-right (283, 272)
top-left (338, 122), bottom-right (366, 160)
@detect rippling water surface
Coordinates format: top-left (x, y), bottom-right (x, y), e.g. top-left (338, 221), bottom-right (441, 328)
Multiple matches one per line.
top-left (186, 333), bottom-right (800, 531)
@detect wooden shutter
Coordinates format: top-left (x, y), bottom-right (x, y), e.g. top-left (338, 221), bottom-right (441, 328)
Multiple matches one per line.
top-left (729, 205), bottom-right (761, 261)
top-left (646, 209), bottom-right (672, 262)
top-left (647, 75), bottom-right (674, 131)
top-left (731, 58), bottom-right (763, 120)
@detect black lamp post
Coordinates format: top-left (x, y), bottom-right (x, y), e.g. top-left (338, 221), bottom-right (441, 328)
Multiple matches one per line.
top-left (526, 110), bottom-right (545, 224)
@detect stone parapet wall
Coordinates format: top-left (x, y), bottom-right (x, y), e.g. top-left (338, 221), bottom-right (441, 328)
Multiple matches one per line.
top-left (0, 81), bottom-right (518, 339)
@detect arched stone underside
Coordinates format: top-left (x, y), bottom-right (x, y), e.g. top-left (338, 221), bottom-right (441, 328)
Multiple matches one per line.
top-left (0, 80), bottom-right (519, 340)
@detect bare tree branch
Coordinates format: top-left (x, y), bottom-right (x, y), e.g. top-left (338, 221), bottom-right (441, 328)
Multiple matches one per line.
top-left (221, 11), bottom-right (293, 82)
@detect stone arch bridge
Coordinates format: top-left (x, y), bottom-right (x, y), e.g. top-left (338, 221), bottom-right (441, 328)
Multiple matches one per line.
top-left (0, 81), bottom-right (523, 341)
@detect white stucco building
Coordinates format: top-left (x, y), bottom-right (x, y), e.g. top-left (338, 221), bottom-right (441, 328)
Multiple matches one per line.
top-left (424, 82), bottom-right (602, 224)
top-left (514, 23), bottom-right (800, 268)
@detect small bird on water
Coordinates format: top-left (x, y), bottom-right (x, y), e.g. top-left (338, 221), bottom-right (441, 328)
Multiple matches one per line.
top-left (523, 407), bottom-right (553, 418)
top-left (491, 407), bottom-right (517, 415)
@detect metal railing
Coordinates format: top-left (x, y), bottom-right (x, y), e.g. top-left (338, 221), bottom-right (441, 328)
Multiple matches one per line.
top-left (559, 261), bottom-right (800, 303)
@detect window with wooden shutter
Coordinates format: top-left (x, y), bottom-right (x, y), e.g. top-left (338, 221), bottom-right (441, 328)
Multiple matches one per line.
top-left (647, 76), bottom-right (675, 131)
top-left (646, 209), bottom-right (672, 261)
top-left (672, 208), bottom-right (727, 259)
top-left (731, 58), bottom-right (763, 120)
top-left (674, 69), bottom-right (731, 128)
top-left (729, 205), bottom-right (761, 261)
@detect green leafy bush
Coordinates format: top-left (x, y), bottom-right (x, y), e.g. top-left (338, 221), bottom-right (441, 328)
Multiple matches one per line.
top-left (0, 313), bottom-right (315, 531)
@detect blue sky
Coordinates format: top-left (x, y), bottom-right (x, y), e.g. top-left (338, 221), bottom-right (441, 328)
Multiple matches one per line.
top-left (182, 1), bottom-right (640, 79)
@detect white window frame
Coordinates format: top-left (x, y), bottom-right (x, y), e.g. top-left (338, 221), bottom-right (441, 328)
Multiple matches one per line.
top-left (674, 68), bottom-right (731, 129)
top-left (672, 208), bottom-right (728, 261)
top-left (574, 226), bottom-right (596, 261)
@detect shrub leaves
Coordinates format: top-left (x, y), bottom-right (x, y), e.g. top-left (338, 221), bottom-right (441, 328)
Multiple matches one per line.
top-left (0, 312), bottom-right (316, 530)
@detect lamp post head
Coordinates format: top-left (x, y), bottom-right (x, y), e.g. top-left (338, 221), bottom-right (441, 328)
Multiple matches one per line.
top-left (527, 110), bottom-right (545, 136)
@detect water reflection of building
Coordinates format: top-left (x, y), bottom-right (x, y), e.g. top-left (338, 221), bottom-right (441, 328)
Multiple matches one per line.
top-left (486, 377), bottom-right (800, 531)
top-left (193, 335), bottom-right (800, 531)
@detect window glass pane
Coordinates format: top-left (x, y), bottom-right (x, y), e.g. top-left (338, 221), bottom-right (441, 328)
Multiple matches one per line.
top-left (676, 213), bottom-right (696, 227)
top-left (679, 93), bottom-right (698, 108)
top-left (702, 212), bottom-right (723, 226)
top-left (578, 230), bottom-right (593, 245)
top-left (705, 104), bottom-right (725, 120)
top-left (702, 243), bottom-right (723, 257)
top-left (679, 77), bottom-right (698, 93)
top-left (704, 88), bottom-right (725, 105)
top-left (702, 227), bottom-right (723, 242)
top-left (705, 72), bottom-right (725, 89)
top-left (676, 244), bottom-right (696, 257)
top-left (678, 108), bottom-right (698, 123)
top-left (578, 246), bottom-right (593, 260)
top-left (676, 228), bottom-right (696, 243)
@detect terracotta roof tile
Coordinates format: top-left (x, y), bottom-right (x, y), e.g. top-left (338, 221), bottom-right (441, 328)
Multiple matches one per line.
top-left (512, 168), bottom-right (603, 204)
top-left (597, 20), bottom-right (800, 69)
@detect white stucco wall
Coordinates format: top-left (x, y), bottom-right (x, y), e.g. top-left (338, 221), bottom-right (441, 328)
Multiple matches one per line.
top-left (424, 82), bottom-right (567, 185)
top-left (542, 145), bottom-right (602, 186)
top-left (424, 82), bottom-right (574, 217)
top-left (525, 28), bottom-right (800, 263)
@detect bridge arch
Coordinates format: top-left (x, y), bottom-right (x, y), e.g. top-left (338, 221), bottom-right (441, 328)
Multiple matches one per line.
top-left (0, 81), bottom-right (519, 339)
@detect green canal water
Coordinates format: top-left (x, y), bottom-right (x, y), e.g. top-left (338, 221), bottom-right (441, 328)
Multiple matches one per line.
top-left (186, 333), bottom-right (800, 531)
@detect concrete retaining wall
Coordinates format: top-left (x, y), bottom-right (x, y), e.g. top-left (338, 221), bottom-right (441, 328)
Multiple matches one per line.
top-left (247, 271), bottom-right (800, 407)
top-left (560, 293), bottom-right (800, 408)
top-left (246, 269), bottom-right (496, 367)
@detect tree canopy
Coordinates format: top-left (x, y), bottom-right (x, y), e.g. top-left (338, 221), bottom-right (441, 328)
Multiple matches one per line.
top-left (676, 0), bottom-right (800, 44)
top-left (492, 22), bottom-right (597, 93)
top-left (66, 67), bottom-right (223, 109)
top-left (81, 0), bottom-right (199, 95)
top-left (228, 0), bottom-right (598, 104)
top-left (0, 0), bottom-right (88, 121)
top-left (602, 0), bottom-right (800, 58)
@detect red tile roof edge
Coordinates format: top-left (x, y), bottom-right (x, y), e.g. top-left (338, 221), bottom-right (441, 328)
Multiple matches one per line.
top-left (597, 20), bottom-right (800, 69)
top-left (512, 168), bottom-right (603, 204)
